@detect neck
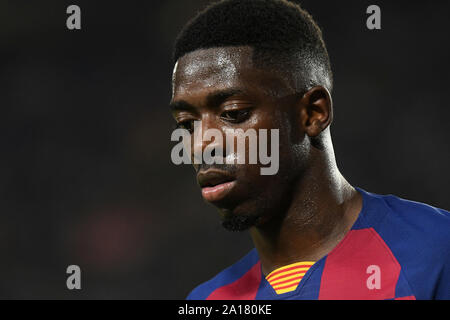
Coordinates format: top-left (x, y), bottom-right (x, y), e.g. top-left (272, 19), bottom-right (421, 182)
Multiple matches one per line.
top-left (250, 140), bottom-right (362, 276)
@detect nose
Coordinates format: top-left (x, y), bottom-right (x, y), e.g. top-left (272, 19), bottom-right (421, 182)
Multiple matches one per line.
top-left (192, 116), bottom-right (226, 168)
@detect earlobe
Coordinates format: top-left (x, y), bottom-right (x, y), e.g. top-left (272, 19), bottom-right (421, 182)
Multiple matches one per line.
top-left (299, 86), bottom-right (333, 137)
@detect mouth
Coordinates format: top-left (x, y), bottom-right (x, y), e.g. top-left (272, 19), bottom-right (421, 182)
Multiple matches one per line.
top-left (197, 170), bottom-right (237, 203)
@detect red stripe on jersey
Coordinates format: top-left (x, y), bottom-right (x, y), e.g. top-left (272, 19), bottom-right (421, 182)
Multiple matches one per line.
top-left (319, 228), bottom-right (402, 300)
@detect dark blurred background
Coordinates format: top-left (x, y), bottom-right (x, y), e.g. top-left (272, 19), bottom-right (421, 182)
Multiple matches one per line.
top-left (0, 0), bottom-right (448, 299)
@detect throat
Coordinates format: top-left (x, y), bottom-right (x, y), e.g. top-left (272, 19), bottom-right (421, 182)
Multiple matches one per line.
top-left (250, 175), bottom-right (362, 277)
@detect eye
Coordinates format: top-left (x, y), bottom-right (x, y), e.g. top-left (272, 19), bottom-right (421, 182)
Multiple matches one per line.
top-left (220, 109), bottom-right (251, 123)
top-left (175, 119), bottom-right (195, 133)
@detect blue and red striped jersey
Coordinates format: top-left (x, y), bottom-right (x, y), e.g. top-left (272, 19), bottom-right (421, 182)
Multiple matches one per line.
top-left (187, 188), bottom-right (450, 300)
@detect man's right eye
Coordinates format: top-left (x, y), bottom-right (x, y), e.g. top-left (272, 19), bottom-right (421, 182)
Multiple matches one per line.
top-left (176, 120), bottom-right (195, 133)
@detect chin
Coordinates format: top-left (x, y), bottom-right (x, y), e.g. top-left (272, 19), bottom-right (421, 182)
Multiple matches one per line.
top-left (220, 212), bottom-right (261, 232)
top-left (217, 198), bottom-right (272, 232)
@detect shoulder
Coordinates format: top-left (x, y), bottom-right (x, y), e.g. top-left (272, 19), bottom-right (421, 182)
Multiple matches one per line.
top-left (358, 188), bottom-right (450, 247)
top-left (357, 188), bottom-right (450, 299)
top-left (186, 248), bottom-right (260, 300)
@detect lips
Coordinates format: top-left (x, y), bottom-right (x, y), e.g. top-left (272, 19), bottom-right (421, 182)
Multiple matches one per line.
top-left (197, 170), bottom-right (236, 202)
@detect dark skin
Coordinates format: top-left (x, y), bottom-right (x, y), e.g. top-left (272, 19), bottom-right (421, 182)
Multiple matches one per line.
top-left (170, 46), bottom-right (362, 276)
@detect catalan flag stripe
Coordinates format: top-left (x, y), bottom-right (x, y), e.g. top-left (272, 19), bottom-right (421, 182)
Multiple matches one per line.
top-left (271, 274), bottom-right (306, 286)
top-left (272, 277), bottom-right (305, 289)
top-left (268, 269), bottom-right (309, 283)
top-left (266, 261), bottom-right (314, 280)
top-left (266, 261), bottom-right (315, 295)
top-left (275, 287), bottom-right (298, 294)
top-left (266, 263), bottom-right (313, 278)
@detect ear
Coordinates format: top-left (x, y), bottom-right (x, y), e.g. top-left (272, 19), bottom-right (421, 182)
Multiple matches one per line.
top-left (298, 86), bottom-right (333, 137)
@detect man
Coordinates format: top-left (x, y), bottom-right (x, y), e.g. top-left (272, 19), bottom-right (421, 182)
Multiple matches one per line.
top-left (169, 0), bottom-right (449, 299)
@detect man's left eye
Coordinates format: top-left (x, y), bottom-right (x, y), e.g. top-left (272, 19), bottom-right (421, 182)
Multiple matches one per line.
top-left (220, 109), bottom-right (251, 123)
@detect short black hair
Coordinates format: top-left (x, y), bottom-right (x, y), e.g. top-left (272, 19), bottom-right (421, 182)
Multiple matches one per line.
top-left (173, 0), bottom-right (333, 93)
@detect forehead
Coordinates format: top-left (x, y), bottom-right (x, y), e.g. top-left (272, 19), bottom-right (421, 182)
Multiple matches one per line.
top-left (171, 46), bottom-right (293, 100)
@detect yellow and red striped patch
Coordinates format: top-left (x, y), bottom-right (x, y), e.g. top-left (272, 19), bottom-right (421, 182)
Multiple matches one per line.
top-left (266, 261), bottom-right (315, 294)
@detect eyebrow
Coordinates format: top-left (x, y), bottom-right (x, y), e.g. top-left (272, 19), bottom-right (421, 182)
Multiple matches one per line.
top-left (169, 88), bottom-right (245, 112)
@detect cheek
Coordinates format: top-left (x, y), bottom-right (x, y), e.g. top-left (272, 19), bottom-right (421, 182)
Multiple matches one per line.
top-left (233, 109), bottom-right (298, 179)
top-left (236, 163), bottom-right (290, 199)
top-left (232, 166), bottom-right (293, 217)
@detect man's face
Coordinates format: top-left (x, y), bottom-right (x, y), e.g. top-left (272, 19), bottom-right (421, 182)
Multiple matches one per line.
top-left (170, 46), bottom-right (309, 231)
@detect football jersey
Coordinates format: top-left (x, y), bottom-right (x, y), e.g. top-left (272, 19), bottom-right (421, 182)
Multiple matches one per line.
top-left (187, 188), bottom-right (450, 300)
